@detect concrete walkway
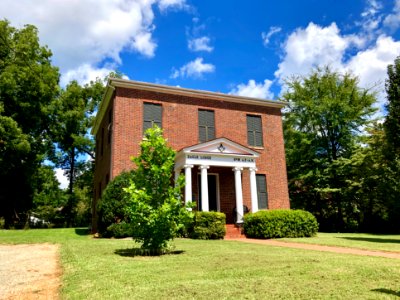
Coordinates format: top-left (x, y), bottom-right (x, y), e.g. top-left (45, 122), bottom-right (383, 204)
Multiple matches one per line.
top-left (226, 238), bottom-right (400, 259)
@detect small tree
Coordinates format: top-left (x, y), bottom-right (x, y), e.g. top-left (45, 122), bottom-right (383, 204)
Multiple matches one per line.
top-left (124, 126), bottom-right (190, 254)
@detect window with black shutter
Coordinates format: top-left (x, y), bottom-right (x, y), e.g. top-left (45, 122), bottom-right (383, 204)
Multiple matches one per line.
top-left (256, 174), bottom-right (268, 209)
top-left (143, 103), bottom-right (162, 133)
top-left (198, 109), bottom-right (215, 142)
top-left (247, 115), bottom-right (263, 147)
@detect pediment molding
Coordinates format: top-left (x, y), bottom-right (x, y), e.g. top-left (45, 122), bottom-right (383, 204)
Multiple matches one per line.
top-left (181, 138), bottom-right (260, 157)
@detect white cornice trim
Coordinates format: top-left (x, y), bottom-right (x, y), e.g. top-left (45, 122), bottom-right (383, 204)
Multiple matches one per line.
top-left (111, 78), bottom-right (286, 108)
top-left (92, 78), bottom-right (287, 135)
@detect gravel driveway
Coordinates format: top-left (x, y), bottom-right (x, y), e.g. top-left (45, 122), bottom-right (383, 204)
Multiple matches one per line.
top-left (0, 244), bottom-right (60, 299)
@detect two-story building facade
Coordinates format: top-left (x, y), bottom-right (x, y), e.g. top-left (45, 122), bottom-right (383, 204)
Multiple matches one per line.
top-left (92, 78), bottom-right (289, 231)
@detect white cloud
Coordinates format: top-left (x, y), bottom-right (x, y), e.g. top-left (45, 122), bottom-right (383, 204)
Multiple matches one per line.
top-left (275, 21), bottom-right (400, 112)
top-left (0, 0), bottom-right (187, 84)
top-left (171, 58), bottom-right (215, 78)
top-left (261, 26), bottom-right (282, 46)
top-left (345, 35), bottom-right (400, 102)
top-left (275, 23), bottom-right (360, 81)
top-left (383, 0), bottom-right (400, 30)
top-left (158, 0), bottom-right (189, 12)
top-left (60, 64), bottom-right (115, 87)
top-left (55, 168), bottom-right (69, 190)
top-left (360, 0), bottom-right (383, 33)
top-left (188, 36), bottom-right (213, 52)
top-left (229, 79), bottom-right (274, 99)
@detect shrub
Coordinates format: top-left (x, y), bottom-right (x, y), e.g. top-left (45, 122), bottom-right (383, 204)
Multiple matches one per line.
top-left (243, 209), bottom-right (318, 239)
top-left (103, 222), bottom-right (134, 238)
top-left (189, 211), bottom-right (226, 240)
top-left (97, 170), bottom-right (135, 235)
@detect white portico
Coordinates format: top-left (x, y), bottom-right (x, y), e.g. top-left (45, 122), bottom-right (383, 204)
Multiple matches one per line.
top-left (174, 138), bottom-right (260, 223)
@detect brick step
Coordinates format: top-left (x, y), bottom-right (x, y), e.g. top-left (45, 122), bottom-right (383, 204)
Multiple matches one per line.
top-left (225, 224), bottom-right (246, 239)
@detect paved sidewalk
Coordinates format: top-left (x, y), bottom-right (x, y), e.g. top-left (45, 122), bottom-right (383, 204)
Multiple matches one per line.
top-left (226, 238), bottom-right (400, 259)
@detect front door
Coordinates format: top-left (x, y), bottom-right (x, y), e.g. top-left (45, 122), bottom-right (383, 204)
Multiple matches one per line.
top-left (198, 174), bottom-right (218, 211)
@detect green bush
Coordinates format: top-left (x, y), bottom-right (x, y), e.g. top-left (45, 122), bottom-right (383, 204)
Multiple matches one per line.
top-left (103, 222), bottom-right (134, 238)
top-left (97, 170), bottom-right (135, 235)
top-left (189, 211), bottom-right (226, 240)
top-left (243, 209), bottom-right (318, 239)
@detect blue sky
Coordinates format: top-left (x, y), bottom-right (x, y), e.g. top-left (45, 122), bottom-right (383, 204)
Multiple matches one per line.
top-left (2, 0), bottom-right (400, 104)
top-left (2, 0), bottom-right (400, 186)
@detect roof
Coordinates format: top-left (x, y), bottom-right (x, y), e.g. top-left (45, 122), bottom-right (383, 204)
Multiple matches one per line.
top-left (92, 78), bottom-right (287, 135)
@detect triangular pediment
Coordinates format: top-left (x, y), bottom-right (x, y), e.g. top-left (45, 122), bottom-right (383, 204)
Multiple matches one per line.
top-left (182, 138), bottom-right (259, 157)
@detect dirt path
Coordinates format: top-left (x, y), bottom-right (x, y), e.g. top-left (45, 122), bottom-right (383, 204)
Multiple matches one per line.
top-left (0, 244), bottom-right (61, 300)
top-left (227, 238), bottom-right (400, 259)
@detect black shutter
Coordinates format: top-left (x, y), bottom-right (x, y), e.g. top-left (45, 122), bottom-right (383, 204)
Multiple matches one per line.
top-left (247, 115), bottom-right (263, 146)
top-left (143, 103), bottom-right (162, 133)
top-left (198, 110), bottom-right (215, 142)
top-left (256, 174), bottom-right (268, 209)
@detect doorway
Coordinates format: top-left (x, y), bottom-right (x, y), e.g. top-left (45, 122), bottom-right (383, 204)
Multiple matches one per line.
top-left (198, 174), bottom-right (219, 211)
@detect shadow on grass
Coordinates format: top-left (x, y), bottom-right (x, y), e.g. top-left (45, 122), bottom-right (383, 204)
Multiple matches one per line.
top-left (340, 237), bottom-right (400, 244)
top-left (115, 248), bottom-right (185, 257)
top-left (74, 228), bottom-right (91, 236)
top-left (371, 288), bottom-right (400, 297)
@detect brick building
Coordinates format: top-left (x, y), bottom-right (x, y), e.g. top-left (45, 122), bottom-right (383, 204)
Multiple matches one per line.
top-left (92, 78), bottom-right (289, 230)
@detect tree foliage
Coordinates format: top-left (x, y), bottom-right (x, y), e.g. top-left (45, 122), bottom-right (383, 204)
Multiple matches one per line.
top-left (97, 170), bottom-right (135, 235)
top-left (385, 55), bottom-right (400, 156)
top-left (124, 126), bottom-right (190, 253)
top-left (0, 20), bottom-right (59, 227)
top-left (282, 67), bottom-right (376, 231)
top-left (50, 79), bottom-right (104, 225)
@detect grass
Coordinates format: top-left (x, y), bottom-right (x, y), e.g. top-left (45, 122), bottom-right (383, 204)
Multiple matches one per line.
top-left (1, 229), bottom-right (400, 299)
top-left (280, 232), bottom-right (400, 252)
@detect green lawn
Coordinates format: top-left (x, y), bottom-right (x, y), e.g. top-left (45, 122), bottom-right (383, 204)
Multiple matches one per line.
top-left (281, 232), bottom-right (400, 252)
top-left (1, 229), bottom-right (400, 299)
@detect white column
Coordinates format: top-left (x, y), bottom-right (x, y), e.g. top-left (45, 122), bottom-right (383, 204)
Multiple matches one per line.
top-left (184, 165), bottom-right (193, 206)
top-left (249, 167), bottom-right (258, 213)
top-left (199, 165), bottom-right (209, 212)
top-left (233, 167), bottom-right (244, 223)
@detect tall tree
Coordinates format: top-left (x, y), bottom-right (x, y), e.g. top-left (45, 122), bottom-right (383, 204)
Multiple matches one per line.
top-left (282, 67), bottom-right (376, 231)
top-left (51, 79), bottom-right (104, 226)
top-left (125, 126), bottom-right (190, 253)
top-left (385, 56), bottom-right (400, 156)
top-left (0, 20), bottom-right (59, 227)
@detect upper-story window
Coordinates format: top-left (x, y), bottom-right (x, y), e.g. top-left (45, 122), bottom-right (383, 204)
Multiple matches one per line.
top-left (247, 115), bottom-right (263, 147)
top-left (198, 109), bottom-right (215, 142)
top-left (143, 102), bottom-right (162, 133)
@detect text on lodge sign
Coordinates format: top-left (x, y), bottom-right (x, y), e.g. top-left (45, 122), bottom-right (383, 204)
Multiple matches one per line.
top-left (187, 154), bottom-right (254, 163)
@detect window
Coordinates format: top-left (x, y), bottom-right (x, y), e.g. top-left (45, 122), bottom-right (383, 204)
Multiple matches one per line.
top-left (256, 174), bottom-right (268, 209)
top-left (198, 109), bottom-right (215, 142)
top-left (143, 102), bottom-right (162, 133)
top-left (247, 115), bottom-right (263, 147)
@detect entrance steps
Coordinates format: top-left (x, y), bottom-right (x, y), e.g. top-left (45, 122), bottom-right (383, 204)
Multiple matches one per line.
top-left (225, 224), bottom-right (246, 239)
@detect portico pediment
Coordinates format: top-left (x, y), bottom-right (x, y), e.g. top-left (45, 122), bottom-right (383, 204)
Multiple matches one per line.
top-left (181, 138), bottom-right (260, 157)
top-left (175, 138), bottom-right (259, 170)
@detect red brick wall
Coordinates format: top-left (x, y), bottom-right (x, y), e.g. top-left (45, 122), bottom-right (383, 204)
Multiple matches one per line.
top-left (94, 86), bottom-right (290, 228)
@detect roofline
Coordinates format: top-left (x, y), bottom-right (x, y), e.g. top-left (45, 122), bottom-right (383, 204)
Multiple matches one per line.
top-left (92, 78), bottom-right (287, 135)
